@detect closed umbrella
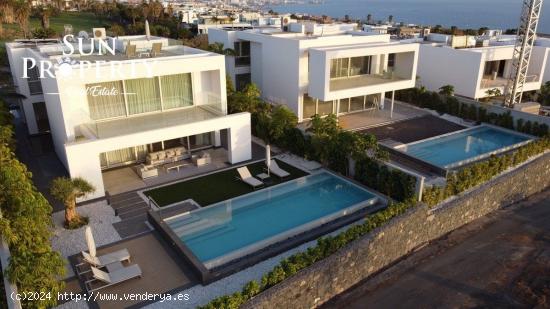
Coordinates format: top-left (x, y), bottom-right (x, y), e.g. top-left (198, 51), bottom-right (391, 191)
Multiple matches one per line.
top-left (145, 20), bottom-right (151, 40)
top-left (85, 226), bottom-right (96, 257)
top-left (266, 144), bottom-right (271, 176)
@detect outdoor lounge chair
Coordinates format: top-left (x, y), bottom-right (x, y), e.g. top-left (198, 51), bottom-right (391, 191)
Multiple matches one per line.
top-left (81, 248), bottom-right (131, 268)
top-left (149, 42), bottom-right (163, 57)
top-left (268, 160), bottom-right (290, 178)
top-left (86, 264), bottom-right (142, 292)
top-left (237, 167), bottom-right (264, 189)
top-left (125, 44), bottom-right (136, 59)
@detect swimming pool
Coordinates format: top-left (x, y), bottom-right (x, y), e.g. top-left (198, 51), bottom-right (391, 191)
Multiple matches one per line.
top-left (395, 125), bottom-right (533, 169)
top-left (162, 171), bottom-right (379, 269)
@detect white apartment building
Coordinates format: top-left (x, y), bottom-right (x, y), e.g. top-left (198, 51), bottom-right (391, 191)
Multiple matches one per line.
top-left (7, 35), bottom-right (252, 201)
top-left (209, 23), bottom-right (419, 122)
top-left (416, 33), bottom-right (550, 99)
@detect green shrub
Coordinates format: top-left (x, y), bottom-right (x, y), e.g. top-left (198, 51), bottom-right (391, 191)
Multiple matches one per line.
top-left (423, 137), bottom-right (550, 206)
top-left (395, 88), bottom-right (549, 137)
top-left (354, 157), bottom-right (417, 201)
top-left (198, 199), bottom-right (418, 309)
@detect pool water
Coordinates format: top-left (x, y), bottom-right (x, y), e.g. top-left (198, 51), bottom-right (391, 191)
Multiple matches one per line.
top-left (402, 126), bottom-right (532, 168)
top-left (164, 172), bottom-right (377, 267)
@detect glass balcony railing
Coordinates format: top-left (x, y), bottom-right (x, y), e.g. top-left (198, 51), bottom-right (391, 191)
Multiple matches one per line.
top-left (329, 71), bottom-right (409, 91)
top-left (77, 93), bottom-right (225, 140)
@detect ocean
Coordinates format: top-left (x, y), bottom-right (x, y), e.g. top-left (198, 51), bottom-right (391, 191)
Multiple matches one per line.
top-left (268, 0), bottom-right (550, 34)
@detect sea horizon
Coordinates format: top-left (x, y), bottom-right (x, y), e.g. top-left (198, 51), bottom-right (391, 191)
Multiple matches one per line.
top-left (268, 0), bottom-right (550, 34)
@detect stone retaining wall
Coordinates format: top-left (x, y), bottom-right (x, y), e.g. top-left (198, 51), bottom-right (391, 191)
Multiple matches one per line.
top-left (243, 152), bottom-right (550, 309)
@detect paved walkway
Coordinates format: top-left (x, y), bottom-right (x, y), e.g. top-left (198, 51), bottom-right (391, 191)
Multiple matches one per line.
top-left (323, 189), bottom-right (550, 309)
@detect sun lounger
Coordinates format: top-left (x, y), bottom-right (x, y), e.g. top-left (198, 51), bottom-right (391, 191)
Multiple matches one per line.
top-left (81, 248), bottom-right (131, 267)
top-left (268, 160), bottom-right (290, 178)
top-left (237, 167), bottom-right (264, 189)
top-left (86, 264), bottom-right (142, 292)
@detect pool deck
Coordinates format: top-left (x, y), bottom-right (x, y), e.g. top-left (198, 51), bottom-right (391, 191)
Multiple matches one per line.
top-left (67, 231), bottom-right (198, 309)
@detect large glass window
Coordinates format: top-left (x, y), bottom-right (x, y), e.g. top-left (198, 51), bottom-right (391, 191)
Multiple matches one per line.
top-left (302, 94), bottom-right (317, 119)
top-left (234, 41), bottom-right (251, 66)
top-left (317, 100), bottom-right (334, 116)
top-left (338, 98), bottom-right (350, 114)
top-left (160, 73), bottom-right (193, 110)
top-left (27, 66), bottom-right (43, 95)
top-left (387, 53), bottom-right (396, 68)
top-left (366, 94), bottom-right (380, 108)
top-left (235, 73), bottom-right (251, 91)
top-left (125, 77), bottom-right (161, 115)
top-left (350, 56), bottom-right (372, 76)
top-left (86, 81), bottom-right (126, 120)
top-left (330, 58), bottom-right (350, 79)
top-left (350, 96), bottom-right (365, 111)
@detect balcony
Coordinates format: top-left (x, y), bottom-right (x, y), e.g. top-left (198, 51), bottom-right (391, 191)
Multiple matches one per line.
top-left (480, 75), bottom-right (539, 90)
top-left (330, 72), bottom-right (408, 91)
top-left (78, 93), bottom-right (224, 140)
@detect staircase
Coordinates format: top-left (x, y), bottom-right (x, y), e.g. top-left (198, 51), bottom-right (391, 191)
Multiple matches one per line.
top-left (109, 191), bottom-right (152, 238)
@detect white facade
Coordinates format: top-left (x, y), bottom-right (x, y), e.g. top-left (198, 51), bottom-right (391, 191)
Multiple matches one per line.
top-left (417, 35), bottom-right (550, 99)
top-left (7, 36), bottom-right (252, 201)
top-left (209, 24), bottom-right (419, 122)
top-left (536, 37), bottom-right (550, 83)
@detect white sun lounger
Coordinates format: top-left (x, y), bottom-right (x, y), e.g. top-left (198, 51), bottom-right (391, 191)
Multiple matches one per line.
top-left (86, 264), bottom-right (142, 292)
top-left (81, 249), bottom-right (131, 267)
top-left (237, 167), bottom-right (264, 189)
top-left (269, 160), bottom-right (290, 178)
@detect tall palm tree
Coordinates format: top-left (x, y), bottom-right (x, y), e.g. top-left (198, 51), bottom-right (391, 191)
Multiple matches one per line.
top-left (50, 177), bottom-right (95, 229)
top-left (13, 0), bottom-right (30, 38)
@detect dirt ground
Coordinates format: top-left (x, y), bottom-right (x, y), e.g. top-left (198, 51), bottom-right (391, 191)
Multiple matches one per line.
top-left (323, 189), bottom-right (550, 309)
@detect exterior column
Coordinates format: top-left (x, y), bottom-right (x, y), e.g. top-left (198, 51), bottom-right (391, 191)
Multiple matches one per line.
top-left (227, 118), bottom-right (252, 164)
top-left (390, 91), bottom-right (395, 119)
top-left (214, 130), bottom-right (221, 147)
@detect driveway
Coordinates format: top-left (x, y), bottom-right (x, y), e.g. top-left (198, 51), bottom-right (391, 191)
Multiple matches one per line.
top-left (323, 189), bottom-right (550, 309)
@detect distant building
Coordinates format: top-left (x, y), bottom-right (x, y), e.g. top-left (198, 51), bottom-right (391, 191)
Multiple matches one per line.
top-left (209, 22), bottom-right (419, 122)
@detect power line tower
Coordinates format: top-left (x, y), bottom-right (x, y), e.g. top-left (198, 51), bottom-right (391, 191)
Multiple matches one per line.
top-left (504, 0), bottom-right (544, 107)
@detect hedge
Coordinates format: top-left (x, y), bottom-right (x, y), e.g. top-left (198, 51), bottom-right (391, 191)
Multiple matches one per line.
top-left (0, 99), bottom-right (65, 308)
top-left (423, 137), bottom-right (550, 206)
top-left (198, 199), bottom-right (418, 309)
top-left (394, 88), bottom-right (550, 137)
top-left (354, 157), bottom-right (417, 202)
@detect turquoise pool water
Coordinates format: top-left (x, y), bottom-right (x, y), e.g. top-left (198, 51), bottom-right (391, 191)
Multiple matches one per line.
top-left (164, 171), bottom-right (377, 267)
top-left (402, 126), bottom-right (532, 168)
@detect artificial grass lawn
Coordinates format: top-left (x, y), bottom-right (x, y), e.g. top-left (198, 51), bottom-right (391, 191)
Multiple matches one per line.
top-left (144, 159), bottom-right (309, 207)
top-left (5, 12), bottom-right (110, 35)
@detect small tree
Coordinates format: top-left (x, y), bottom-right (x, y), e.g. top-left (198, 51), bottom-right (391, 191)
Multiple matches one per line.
top-left (255, 105), bottom-right (297, 147)
top-left (484, 88), bottom-right (502, 102)
top-left (438, 85), bottom-right (455, 97)
top-left (538, 81), bottom-right (550, 106)
top-left (50, 177), bottom-right (95, 229)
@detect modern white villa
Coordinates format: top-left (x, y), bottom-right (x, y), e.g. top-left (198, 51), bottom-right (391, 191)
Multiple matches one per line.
top-left (208, 23), bottom-right (419, 122)
top-left (6, 35), bottom-right (252, 201)
top-left (416, 32), bottom-right (550, 99)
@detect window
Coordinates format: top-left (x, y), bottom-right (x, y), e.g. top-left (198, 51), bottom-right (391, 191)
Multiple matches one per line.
top-left (331, 56), bottom-right (371, 79)
top-left (86, 81), bottom-right (126, 120)
top-left (338, 98), bottom-right (350, 114)
top-left (388, 53), bottom-right (396, 68)
top-left (160, 73), bottom-right (193, 110)
top-left (317, 100), bottom-right (334, 116)
top-left (302, 94), bottom-right (335, 118)
top-left (234, 41), bottom-right (251, 66)
top-left (125, 77), bottom-right (161, 115)
top-left (32, 102), bottom-right (50, 132)
top-left (235, 73), bottom-right (251, 91)
top-left (302, 94), bottom-right (317, 119)
top-left (27, 66), bottom-right (43, 95)
top-left (350, 96), bottom-right (365, 111)
top-left (350, 56), bottom-right (372, 75)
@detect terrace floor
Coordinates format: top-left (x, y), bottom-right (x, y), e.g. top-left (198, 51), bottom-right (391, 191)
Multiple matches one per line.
top-left (68, 231), bottom-right (198, 309)
top-left (360, 115), bottom-right (466, 144)
top-left (338, 101), bottom-right (428, 131)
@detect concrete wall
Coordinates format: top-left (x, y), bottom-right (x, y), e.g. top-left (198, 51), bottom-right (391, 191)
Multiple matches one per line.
top-left (243, 152), bottom-right (550, 309)
top-left (536, 38), bottom-right (550, 83)
top-left (417, 44), bottom-right (483, 98)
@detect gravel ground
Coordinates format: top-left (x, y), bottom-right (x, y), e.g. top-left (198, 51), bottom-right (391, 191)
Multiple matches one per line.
top-left (144, 222), bottom-right (362, 309)
top-left (51, 201), bottom-right (121, 278)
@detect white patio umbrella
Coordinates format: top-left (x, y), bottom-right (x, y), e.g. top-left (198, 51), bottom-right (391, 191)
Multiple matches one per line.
top-left (145, 20), bottom-right (151, 40)
top-left (85, 226), bottom-right (96, 257)
top-left (266, 144), bottom-right (271, 176)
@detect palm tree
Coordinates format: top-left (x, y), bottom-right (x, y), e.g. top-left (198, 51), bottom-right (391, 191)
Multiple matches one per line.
top-left (37, 5), bottom-right (54, 29)
top-left (13, 0), bottom-right (30, 38)
top-left (50, 177), bottom-right (95, 229)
